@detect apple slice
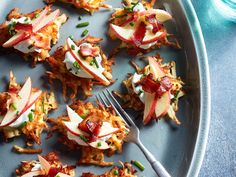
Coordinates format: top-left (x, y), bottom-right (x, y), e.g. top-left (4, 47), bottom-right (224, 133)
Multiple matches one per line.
top-left (2, 32), bottom-right (29, 48)
top-left (67, 131), bottom-right (88, 146)
top-left (21, 170), bottom-right (43, 177)
top-left (98, 122), bottom-right (119, 138)
top-left (23, 90), bottom-right (42, 111)
top-left (0, 78), bottom-right (32, 128)
top-left (142, 30), bottom-right (166, 45)
top-left (63, 121), bottom-right (89, 137)
top-left (31, 6), bottom-right (51, 29)
top-left (143, 92), bottom-right (158, 125)
top-left (38, 155), bottom-right (51, 174)
top-left (89, 139), bottom-right (110, 150)
top-left (155, 92), bottom-right (170, 118)
top-left (66, 105), bottom-right (83, 123)
top-left (66, 38), bottom-right (110, 86)
top-left (148, 57), bottom-right (165, 80)
top-left (110, 24), bottom-right (134, 43)
top-left (33, 9), bottom-right (60, 33)
top-left (55, 172), bottom-right (72, 177)
top-left (148, 9), bottom-right (172, 23)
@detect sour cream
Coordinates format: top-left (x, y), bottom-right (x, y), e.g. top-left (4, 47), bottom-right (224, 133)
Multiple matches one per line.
top-left (64, 43), bottom-right (105, 79)
top-left (133, 2), bottom-right (146, 12)
top-left (131, 73), bottom-right (144, 102)
top-left (9, 104), bottom-right (35, 128)
top-left (139, 41), bottom-right (157, 49)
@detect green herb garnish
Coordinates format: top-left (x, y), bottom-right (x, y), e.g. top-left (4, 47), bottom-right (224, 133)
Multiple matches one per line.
top-left (81, 29), bottom-right (89, 37)
top-left (76, 22), bottom-right (89, 28)
top-left (79, 135), bottom-right (88, 142)
top-left (34, 13), bottom-right (40, 19)
top-left (138, 89), bottom-right (143, 96)
top-left (78, 16), bottom-right (82, 20)
top-left (19, 122), bottom-right (27, 129)
top-left (97, 142), bottom-right (102, 147)
top-left (10, 103), bottom-right (17, 111)
top-left (28, 112), bottom-right (33, 122)
top-left (132, 160), bottom-right (145, 171)
top-left (73, 61), bottom-right (80, 70)
top-left (93, 58), bottom-right (99, 68)
top-left (71, 45), bottom-right (75, 50)
top-left (114, 14), bottom-right (127, 19)
top-left (27, 44), bottom-right (34, 49)
top-left (130, 22), bottom-right (134, 26)
top-left (69, 35), bottom-right (74, 40)
top-left (113, 170), bottom-right (119, 175)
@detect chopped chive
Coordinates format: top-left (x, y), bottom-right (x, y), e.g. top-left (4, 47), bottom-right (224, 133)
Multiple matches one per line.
top-left (69, 35), bottom-right (74, 40)
top-left (19, 121), bottom-right (27, 129)
top-left (76, 22), bottom-right (89, 28)
top-left (31, 109), bottom-right (35, 112)
top-left (34, 13), bottom-right (40, 18)
top-left (78, 16), bottom-right (82, 20)
top-left (132, 160), bottom-right (145, 171)
top-left (97, 142), bottom-right (102, 147)
top-left (56, 174), bottom-right (60, 177)
top-left (79, 135), bottom-right (88, 142)
top-left (93, 58), bottom-right (99, 68)
top-left (73, 61), bottom-right (80, 70)
top-left (10, 103), bottom-right (17, 111)
top-left (114, 14), bottom-right (127, 19)
top-left (24, 18), bottom-right (28, 22)
top-left (81, 29), bottom-right (89, 37)
top-left (77, 49), bottom-right (80, 54)
top-left (27, 44), bottom-right (34, 49)
top-left (71, 45), bottom-right (75, 50)
top-left (130, 22), bottom-right (134, 26)
top-left (113, 170), bottom-right (119, 175)
top-left (80, 115), bottom-right (87, 119)
top-left (16, 111), bottom-right (19, 115)
top-left (28, 112), bottom-right (33, 122)
top-left (89, 61), bottom-right (94, 66)
top-left (138, 89), bottom-right (143, 96)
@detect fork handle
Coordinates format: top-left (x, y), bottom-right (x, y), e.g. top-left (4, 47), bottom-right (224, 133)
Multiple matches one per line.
top-left (136, 140), bottom-right (171, 177)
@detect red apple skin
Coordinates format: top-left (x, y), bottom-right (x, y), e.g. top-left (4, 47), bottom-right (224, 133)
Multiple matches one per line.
top-left (155, 92), bottom-right (170, 119)
top-left (141, 31), bottom-right (166, 45)
top-left (109, 24), bottom-right (134, 43)
top-left (0, 78), bottom-right (32, 128)
top-left (148, 56), bottom-right (165, 80)
top-left (66, 38), bottom-right (110, 86)
top-left (143, 92), bottom-right (158, 125)
top-left (31, 6), bottom-right (51, 30)
top-left (2, 32), bottom-right (30, 48)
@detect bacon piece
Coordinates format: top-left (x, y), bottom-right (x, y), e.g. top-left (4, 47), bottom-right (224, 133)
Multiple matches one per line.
top-left (80, 44), bottom-right (100, 57)
top-left (132, 22), bottom-right (146, 47)
top-left (140, 74), bottom-right (172, 96)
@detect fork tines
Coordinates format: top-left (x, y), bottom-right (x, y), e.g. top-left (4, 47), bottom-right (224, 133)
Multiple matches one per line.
top-left (96, 89), bottom-right (136, 128)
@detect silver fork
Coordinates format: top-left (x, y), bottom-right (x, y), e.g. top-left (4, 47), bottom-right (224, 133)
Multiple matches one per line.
top-left (96, 89), bottom-right (171, 177)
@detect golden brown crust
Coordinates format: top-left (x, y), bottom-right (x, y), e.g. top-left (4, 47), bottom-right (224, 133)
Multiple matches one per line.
top-left (108, 0), bottom-right (180, 56)
top-left (115, 55), bottom-right (184, 124)
top-left (46, 35), bottom-right (114, 100)
top-left (0, 72), bottom-right (58, 146)
top-left (45, 0), bottom-right (112, 14)
top-left (81, 162), bottom-right (138, 177)
top-left (0, 6), bottom-right (68, 66)
top-left (47, 101), bottom-right (128, 166)
top-left (15, 152), bottom-right (76, 176)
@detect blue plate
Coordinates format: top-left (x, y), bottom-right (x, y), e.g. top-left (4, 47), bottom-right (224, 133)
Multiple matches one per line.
top-left (0, 0), bottom-right (210, 176)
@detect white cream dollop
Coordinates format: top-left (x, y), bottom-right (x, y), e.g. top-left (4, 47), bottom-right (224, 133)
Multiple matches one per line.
top-left (9, 104), bottom-right (35, 128)
top-left (131, 72), bottom-right (144, 103)
top-left (133, 2), bottom-right (146, 12)
top-left (64, 43), bottom-right (105, 79)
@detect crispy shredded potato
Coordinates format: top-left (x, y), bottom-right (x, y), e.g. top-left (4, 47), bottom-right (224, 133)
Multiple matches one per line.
top-left (0, 6), bottom-right (68, 66)
top-left (15, 152), bottom-right (76, 176)
top-left (114, 55), bottom-right (184, 124)
top-left (13, 145), bottom-right (43, 154)
top-left (45, 0), bottom-right (112, 14)
top-left (108, 0), bottom-right (180, 56)
top-left (48, 101), bottom-right (128, 166)
top-left (46, 35), bottom-right (114, 100)
top-left (0, 72), bottom-right (58, 146)
top-left (81, 162), bottom-right (138, 177)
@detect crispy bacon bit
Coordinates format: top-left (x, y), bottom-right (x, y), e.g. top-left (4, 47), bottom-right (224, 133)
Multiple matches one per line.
top-left (140, 74), bottom-right (172, 95)
top-left (14, 22), bottom-right (33, 32)
top-left (145, 14), bottom-right (163, 33)
top-left (132, 22), bottom-right (146, 46)
top-left (80, 44), bottom-right (100, 57)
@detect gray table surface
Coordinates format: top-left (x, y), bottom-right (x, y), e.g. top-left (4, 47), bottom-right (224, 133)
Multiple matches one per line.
top-left (191, 1), bottom-right (236, 177)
